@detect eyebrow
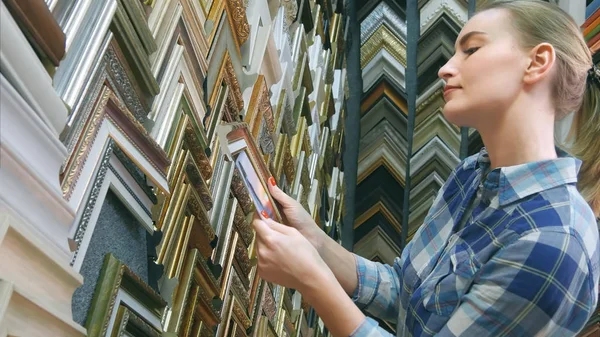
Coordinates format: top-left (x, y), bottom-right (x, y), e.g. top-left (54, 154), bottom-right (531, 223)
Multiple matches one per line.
top-left (455, 31), bottom-right (488, 50)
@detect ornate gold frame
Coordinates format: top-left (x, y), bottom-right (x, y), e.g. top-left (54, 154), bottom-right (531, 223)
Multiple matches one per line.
top-left (360, 24), bottom-right (407, 69)
top-left (205, 0), bottom-right (249, 55)
top-left (245, 75), bottom-right (275, 143)
top-left (60, 86), bottom-right (170, 200)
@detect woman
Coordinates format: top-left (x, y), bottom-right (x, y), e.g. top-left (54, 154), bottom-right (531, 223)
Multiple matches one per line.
top-left (252, 1), bottom-right (600, 336)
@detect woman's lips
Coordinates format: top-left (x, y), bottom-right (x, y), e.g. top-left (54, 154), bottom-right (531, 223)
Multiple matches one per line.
top-left (443, 87), bottom-right (461, 98)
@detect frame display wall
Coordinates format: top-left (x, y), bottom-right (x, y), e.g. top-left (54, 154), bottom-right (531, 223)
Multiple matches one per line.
top-left (0, 0), bottom-right (348, 337)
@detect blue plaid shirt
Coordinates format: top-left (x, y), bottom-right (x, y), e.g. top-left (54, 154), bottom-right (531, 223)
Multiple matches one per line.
top-left (350, 148), bottom-right (599, 337)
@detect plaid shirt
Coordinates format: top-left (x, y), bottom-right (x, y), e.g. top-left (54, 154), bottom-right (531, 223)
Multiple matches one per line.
top-left (350, 148), bottom-right (599, 337)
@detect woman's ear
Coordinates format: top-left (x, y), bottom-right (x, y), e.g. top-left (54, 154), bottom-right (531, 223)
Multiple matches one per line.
top-left (523, 42), bottom-right (556, 85)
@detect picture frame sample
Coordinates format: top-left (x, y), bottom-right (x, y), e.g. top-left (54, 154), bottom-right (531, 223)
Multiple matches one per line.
top-left (112, 305), bottom-right (161, 337)
top-left (217, 123), bottom-right (283, 223)
top-left (168, 248), bottom-right (222, 336)
top-left (85, 254), bottom-right (167, 337)
top-left (235, 151), bottom-right (276, 220)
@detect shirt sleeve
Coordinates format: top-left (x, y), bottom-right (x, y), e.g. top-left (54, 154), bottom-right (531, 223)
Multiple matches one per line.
top-left (437, 231), bottom-right (598, 337)
top-left (351, 254), bottom-right (402, 323)
top-left (349, 317), bottom-right (396, 337)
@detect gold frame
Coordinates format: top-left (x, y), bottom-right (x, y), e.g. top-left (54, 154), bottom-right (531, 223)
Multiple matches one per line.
top-left (209, 51), bottom-right (243, 115)
top-left (157, 150), bottom-right (215, 276)
top-left (221, 286), bottom-right (252, 337)
top-left (245, 75), bottom-right (276, 143)
top-left (206, 0), bottom-right (249, 54)
top-left (168, 248), bottom-right (222, 335)
top-left (157, 110), bottom-right (213, 230)
top-left (233, 203), bottom-right (253, 248)
top-left (112, 305), bottom-right (162, 337)
top-left (290, 117), bottom-right (307, 159)
top-left (360, 24), bottom-right (407, 69)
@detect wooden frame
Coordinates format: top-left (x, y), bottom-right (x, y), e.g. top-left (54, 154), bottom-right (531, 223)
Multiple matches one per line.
top-left (270, 10), bottom-right (297, 137)
top-left (208, 50), bottom-right (244, 120)
top-left (111, 0), bottom-right (159, 96)
top-left (62, 38), bottom-right (150, 154)
top-left (231, 161), bottom-right (259, 215)
top-left (212, 195), bottom-right (236, 264)
top-left (150, 16), bottom-right (209, 145)
top-left (156, 98), bottom-right (213, 229)
top-left (272, 134), bottom-right (288, 186)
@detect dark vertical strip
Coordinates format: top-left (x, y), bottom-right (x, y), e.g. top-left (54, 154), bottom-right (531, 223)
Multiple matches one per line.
top-left (341, 0), bottom-right (362, 250)
top-left (401, 0), bottom-right (419, 249)
top-left (460, 128), bottom-right (469, 159)
top-left (460, 0), bottom-right (477, 159)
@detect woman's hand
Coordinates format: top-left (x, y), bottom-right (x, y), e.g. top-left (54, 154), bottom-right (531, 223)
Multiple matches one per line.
top-left (252, 214), bottom-right (332, 293)
top-left (253, 215), bottom-right (367, 337)
top-left (267, 177), bottom-right (325, 252)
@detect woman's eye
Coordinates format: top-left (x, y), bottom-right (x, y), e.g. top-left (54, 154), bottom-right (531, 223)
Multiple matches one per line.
top-left (464, 47), bottom-right (480, 55)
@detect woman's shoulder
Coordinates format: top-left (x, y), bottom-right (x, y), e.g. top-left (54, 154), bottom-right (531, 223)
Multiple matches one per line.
top-left (503, 184), bottom-right (599, 270)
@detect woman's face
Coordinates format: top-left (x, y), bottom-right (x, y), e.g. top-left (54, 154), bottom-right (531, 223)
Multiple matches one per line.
top-left (438, 9), bottom-right (529, 128)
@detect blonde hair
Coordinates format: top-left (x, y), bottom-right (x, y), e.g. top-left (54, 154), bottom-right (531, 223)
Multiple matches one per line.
top-left (479, 0), bottom-right (600, 216)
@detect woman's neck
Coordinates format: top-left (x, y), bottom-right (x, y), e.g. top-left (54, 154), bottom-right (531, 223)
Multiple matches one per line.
top-left (477, 100), bottom-right (558, 170)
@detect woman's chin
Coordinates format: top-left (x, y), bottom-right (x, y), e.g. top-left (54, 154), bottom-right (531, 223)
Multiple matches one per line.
top-left (441, 105), bottom-right (467, 126)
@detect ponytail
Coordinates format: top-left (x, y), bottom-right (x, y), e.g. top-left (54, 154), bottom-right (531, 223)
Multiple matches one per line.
top-left (569, 70), bottom-right (600, 217)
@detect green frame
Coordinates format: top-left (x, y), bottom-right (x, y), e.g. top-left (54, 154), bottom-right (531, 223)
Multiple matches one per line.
top-left (85, 254), bottom-right (167, 337)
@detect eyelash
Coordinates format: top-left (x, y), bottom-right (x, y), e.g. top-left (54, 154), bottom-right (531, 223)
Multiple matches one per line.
top-left (464, 47), bottom-right (480, 55)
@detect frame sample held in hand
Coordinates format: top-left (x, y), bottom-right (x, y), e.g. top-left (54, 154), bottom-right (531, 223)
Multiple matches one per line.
top-left (217, 122), bottom-right (283, 222)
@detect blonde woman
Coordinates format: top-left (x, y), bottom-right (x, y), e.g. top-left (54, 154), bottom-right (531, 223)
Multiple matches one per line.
top-left (252, 1), bottom-right (600, 336)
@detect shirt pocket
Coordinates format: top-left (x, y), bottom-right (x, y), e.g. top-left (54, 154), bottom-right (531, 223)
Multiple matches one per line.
top-left (419, 240), bottom-right (482, 317)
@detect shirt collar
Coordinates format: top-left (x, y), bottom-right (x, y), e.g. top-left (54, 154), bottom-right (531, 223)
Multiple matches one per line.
top-left (473, 147), bottom-right (581, 206)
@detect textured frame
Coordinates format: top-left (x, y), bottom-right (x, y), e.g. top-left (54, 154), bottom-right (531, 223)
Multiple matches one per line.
top-left (69, 140), bottom-right (157, 269)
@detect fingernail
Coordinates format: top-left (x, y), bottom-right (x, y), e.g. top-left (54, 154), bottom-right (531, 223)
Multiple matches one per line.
top-left (261, 210), bottom-right (269, 219)
top-left (268, 176), bottom-right (276, 186)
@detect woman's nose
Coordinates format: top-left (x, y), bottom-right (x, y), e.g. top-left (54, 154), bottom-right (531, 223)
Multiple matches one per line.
top-left (438, 58), bottom-right (458, 81)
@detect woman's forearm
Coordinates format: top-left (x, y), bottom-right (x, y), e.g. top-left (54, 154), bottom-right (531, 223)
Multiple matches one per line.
top-left (311, 230), bottom-right (359, 297)
top-left (302, 266), bottom-right (365, 337)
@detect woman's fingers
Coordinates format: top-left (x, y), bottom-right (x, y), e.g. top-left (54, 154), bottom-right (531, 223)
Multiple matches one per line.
top-left (268, 176), bottom-right (296, 206)
top-left (252, 217), bottom-right (274, 241)
top-left (263, 217), bottom-right (294, 235)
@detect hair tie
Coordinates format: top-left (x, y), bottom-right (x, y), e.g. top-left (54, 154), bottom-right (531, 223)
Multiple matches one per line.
top-left (587, 64), bottom-right (600, 87)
